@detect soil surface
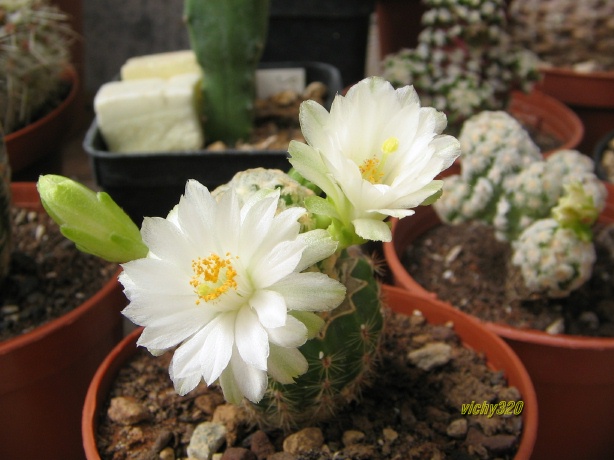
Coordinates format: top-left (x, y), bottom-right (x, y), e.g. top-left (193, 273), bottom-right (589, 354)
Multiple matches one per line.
top-left (95, 308), bottom-right (524, 460)
top-left (402, 219), bottom-right (614, 337)
top-left (0, 205), bottom-right (118, 342)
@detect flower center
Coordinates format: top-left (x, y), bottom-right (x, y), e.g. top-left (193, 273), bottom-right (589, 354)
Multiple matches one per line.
top-left (359, 137), bottom-right (399, 184)
top-left (190, 253), bottom-right (238, 304)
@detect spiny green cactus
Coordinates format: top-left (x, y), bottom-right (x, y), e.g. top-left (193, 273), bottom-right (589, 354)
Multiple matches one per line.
top-left (249, 247), bottom-right (383, 429)
top-left (0, 0), bottom-right (76, 134)
top-left (434, 111), bottom-right (608, 299)
top-left (381, 0), bottom-right (540, 134)
top-left (0, 135), bottom-right (10, 285)
top-left (212, 168), bottom-right (384, 429)
top-left (184, 0), bottom-right (269, 146)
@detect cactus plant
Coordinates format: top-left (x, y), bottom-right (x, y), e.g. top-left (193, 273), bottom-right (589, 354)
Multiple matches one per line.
top-left (381, 0), bottom-right (540, 134)
top-left (0, 0), bottom-right (76, 135)
top-left (184, 0), bottom-right (270, 146)
top-left (434, 110), bottom-right (607, 298)
top-left (509, 0), bottom-right (614, 71)
top-left (39, 76), bottom-right (460, 430)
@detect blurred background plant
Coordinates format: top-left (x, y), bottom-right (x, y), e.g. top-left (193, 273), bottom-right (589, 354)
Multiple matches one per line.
top-left (0, 0), bottom-right (76, 135)
top-left (509, 0), bottom-right (614, 72)
top-left (381, 0), bottom-right (540, 135)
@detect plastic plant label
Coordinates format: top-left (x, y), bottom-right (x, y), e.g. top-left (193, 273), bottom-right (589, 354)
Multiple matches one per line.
top-left (256, 68), bottom-right (306, 99)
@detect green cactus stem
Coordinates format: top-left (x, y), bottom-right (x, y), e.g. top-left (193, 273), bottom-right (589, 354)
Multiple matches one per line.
top-left (248, 247), bottom-right (384, 430)
top-left (211, 168), bottom-right (385, 429)
top-left (184, 0), bottom-right (270, 146)
top-left (0, 136), bottom-right (10, 285)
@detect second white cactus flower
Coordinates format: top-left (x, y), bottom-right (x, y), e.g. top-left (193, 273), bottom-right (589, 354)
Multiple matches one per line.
top-left (120, 180), bottom-right (346, 404)
top-left (288, 76), bottom-right (461, 246)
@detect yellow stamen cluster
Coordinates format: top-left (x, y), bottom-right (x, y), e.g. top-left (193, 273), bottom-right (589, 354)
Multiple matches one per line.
top-left (190, 253), bottom-right (238, 304)
top-left (359, 136), bottom-right (399, 184)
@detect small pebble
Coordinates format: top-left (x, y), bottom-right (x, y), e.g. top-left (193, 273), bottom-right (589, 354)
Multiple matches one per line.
top-left (107, 396), bottom-right (150, 425)
top-left (342, 430), bottom-right (365, 446)
top-left (545, 317), bottom-right (565, 335)
top-left (187, 422), bottom-right (227, 460)
top-left (249, 430), bottom-right (275, 460)
top-left (408, 342), bottom-right (452, 371)
top-left (283, 427), bottom-right (324, 454)
top-left (159, 447), bottom-right (175, 460)
top-left (221, 447), bottom-right (257, 460)
top-left (446, 418), bottom-right (468, 438)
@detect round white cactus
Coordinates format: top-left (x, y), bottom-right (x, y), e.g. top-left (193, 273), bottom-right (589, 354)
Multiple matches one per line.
top-left (512, 218), bottom-right (596, 298)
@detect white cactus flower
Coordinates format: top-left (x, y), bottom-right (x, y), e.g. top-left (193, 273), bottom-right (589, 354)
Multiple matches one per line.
top-left (289, 76), bottom-right (460, 245)
top-left (120, 180), bottom-right (346, 404)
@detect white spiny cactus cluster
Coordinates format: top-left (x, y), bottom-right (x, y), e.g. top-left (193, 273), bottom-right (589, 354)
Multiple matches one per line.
top-left (434, 111), bottom-right (608, 298)
top-left (381, 0), bottom-right (540, 133)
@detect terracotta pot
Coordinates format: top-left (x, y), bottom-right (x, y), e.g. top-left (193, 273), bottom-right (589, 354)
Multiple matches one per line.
top-left (507, 90), bottom-right (584, 155)
top-left (4, 65), bottom-right (79, 174)
top-left (536, 67), bottom-right (614, 155)
top-left (82, 285), bottom-right (538, 460)
top-left (384, 196), bottom-right (614, 460)
top-left (0, 182), bottom-right (126, 460)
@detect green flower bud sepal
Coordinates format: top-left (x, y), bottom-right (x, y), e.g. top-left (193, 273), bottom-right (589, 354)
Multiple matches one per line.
top-left (37, 175), bottom-right (148, 263)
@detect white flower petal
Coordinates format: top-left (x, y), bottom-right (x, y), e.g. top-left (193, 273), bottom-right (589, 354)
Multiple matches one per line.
top-left (268, 345), bottom-right (308, 384)
top-left (270, 272), bottom-right (346, 311)
top-left (295, 229), bottom-right (338, 272)
top-left (266, 315), bottom-right (308, 348)
top-left (235, 306), bottom-right (269, 370)
top-left (353, 218), bottom-right (393, 242)
top-left (249, 289), bottom-right (287, 329)
top-left (229, 351), bottom-right (268, 403)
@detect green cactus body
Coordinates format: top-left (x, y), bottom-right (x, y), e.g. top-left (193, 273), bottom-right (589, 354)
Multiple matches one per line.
top-left (213, 168), bottom-right (384, 429)
top-left (0, 137), bottom-right (10, 284)
top-left (249, 247), bottom-right (383, 429)
top-left (184, 0), bottom-right (270, 146)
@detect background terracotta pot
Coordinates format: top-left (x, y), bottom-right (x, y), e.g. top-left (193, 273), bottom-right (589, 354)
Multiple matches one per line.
top-left (384, 196), bottom-right (614, 460)
top-left (82, 285), bottom-right (538, 460)
top-left (536, 67), bottom-right (614, 156)
top-left (0, 182), bottom-right (126, 460)
top-left (4, 65), bottom-right (79, 175)
top-left (507, 89), bottom-right (584, 155)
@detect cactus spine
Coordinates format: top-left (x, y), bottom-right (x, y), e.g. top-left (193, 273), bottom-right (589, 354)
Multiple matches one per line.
top-left (184, 0), bottom-right (270, 146)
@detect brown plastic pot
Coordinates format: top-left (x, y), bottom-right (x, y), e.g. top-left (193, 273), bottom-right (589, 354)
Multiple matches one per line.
top-left (384, 193), bottom-right (614, 460)
top-left (4, 65), bottom-right (79, 174)
top-left (536, 67), bottom-right (614, 155)
top-left (82, 285), bottom-right (538, 460)
top-left (507, 89), bottom-right (584, 156)
top-left (0, 182), bottom-right (126, 460)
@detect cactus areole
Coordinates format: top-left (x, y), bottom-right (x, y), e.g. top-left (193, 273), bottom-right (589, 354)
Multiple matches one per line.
top-left (184, 0), bottom-right (270, 146)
